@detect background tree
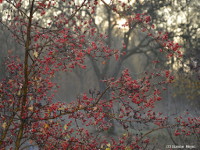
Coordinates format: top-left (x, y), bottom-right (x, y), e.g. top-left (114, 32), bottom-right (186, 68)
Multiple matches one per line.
top-left (56, 0), bottom-right (200, 134)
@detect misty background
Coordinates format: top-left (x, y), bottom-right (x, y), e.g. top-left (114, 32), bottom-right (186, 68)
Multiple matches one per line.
top-left (0, 0), bottom-right (199, 148)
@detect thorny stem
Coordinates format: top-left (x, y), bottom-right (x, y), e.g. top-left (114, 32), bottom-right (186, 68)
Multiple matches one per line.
top-left (39, 86), bottom-right (111, 121)
top-left (135, 124), bottom-right (178, 146)
top-left (0, 115), bottom-right (15, 146)
top-left (15, 0), bottom-right (35, 149)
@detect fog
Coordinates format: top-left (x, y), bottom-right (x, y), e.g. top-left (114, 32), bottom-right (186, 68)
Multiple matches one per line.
top-left (0, 0), bottom-right (199, 149)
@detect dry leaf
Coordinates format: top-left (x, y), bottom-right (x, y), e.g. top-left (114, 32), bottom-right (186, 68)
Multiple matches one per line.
top-left (17, 90), bottom-right (21, 96)
top-left (29, 96), bottom-right (33, 101)
top-left (33, 51), bottom-right (38, 58)
top-left (28, 106), bottom-right (34, 111)
top-left (44, 123), bottom-right (49, 129)
top-left (64, 124), bottom-right (68, 130)
top-left (106, 143), bottom-right (111, 147)
top-left (58, 107), bottom-right (65, 111)
top-left (2, 122), bottom-right (7, 129)
top-left (102, 61), bottom-right (106, 64)
top-left (93, 107), bottom-right (98, 111)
